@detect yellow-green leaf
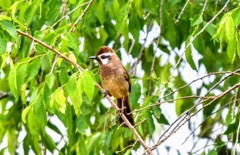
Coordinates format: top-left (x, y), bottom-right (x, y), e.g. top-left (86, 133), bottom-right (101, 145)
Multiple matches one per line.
top-left (0, 31), bottom-right (7, 54)
top-left (82, 71), bottom-right (95, 101)
top-left (22, 105), bottom-right (32, 123)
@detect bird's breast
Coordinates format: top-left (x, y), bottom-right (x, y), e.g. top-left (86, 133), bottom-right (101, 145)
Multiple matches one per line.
top-left (100, 67), bottom-right (129, 98)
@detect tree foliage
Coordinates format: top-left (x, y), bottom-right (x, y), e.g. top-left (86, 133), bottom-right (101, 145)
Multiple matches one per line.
top-left (0, 0), bottom-right (240, 154)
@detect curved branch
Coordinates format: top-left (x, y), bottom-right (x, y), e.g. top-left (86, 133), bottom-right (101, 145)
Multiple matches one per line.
top-left (16, 30), bottom-right (153, 155)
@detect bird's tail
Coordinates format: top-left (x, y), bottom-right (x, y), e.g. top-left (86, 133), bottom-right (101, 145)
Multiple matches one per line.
top-left (117, 96), bottom-right (134, 127)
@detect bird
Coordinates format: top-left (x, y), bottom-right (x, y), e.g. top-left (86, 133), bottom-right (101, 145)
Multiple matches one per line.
top-left (89, 46), bottom-right (134, 127)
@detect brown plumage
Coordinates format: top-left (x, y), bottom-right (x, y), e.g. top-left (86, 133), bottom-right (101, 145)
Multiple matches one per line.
top-left (90, 46), bottom-right (134, 127)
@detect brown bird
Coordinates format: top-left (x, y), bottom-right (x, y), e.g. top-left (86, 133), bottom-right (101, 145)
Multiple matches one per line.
top-left (90, 46), bottom-right (134, 127)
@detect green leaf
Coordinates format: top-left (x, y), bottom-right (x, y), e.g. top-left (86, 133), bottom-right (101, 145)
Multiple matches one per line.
top-left (163, 86), bottom-right (174, 102)
top-left (224, 15), bottom-right (235, 61)
top-left (0, 20), bottom-right (17, 39)
top-left (224, 113), bottom-right (239, 134)
top-left (26, 58), bottom-right (41, 83)
top-left (64, 33), bottom-right (79, 52)
top-left (151, 106), bottom-right (161, 119)
top-left (45, 74), bottom-right (55, 89)
top-left (70, 78), bottom-right (82, 115)
top-left (34, 95), bottom-right (47, 132)
top-left (54, 88), bottom-right (67, 113)
top-left (95, 0), bottom-right (106, 24)
top-left (190, 14), bottom-right (203, 26)
top-left (146, 112), bottom-right (155, 134)
top-left (134, 0), bottom-right (143, 18)
top-left (43, 133), bottom-right (56, 153)
top-left (237, 31), bottom-right (240, 58)
top-left (16, 63), bottom-right (27, 95)
top-left (67, 73), bottom-right (77, 95)
top-left (78, 135), bottom-right (88, 155)
top-left (22, 105), bottom-right (32, 123)
top-left (0, 31), bottom-right (7, 54)
top-left (203, 22), bottom-right (216, 37)
top-left (129, 11), bottom-right (141, 41)
top-left (8, 65), bottom-right (18, 99)
top-left (76, 116), bottom-right (87, 134)
top-left (27, 107), bottom-right (40, 136)
top-left (207, 149), bottom-right (217, 155)
top-left (82, 71), bottom-right (95, 101)
top-left (158, 113), bottom-right (169, 125)
top-left (24, 0), bottom-right (41, 26)
top-left (185, 42), bottom-right (197, 71)
top-left (129, 82), bottom-right (141, 109)
top-left (175, 93), bottom-right (194, 116)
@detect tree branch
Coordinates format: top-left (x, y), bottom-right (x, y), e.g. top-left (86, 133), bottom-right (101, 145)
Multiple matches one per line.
top-left (70, 0), bottom-right (94, 32)
top-left (16, 30), bottom-right (153, 155)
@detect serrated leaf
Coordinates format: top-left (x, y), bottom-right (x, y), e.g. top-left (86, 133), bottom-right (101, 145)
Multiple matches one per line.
top-left (0, 20), bottom-right (17, 38)
top-left (0, 31), bottom-right (7, 54)
top-left (26, 58), bottom-right (41, 83)
top-left (82, 71), bottom-right (95, 101)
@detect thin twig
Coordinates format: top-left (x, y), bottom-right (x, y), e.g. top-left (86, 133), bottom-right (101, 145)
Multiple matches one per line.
top-left (16, 30), bottom-right (84, 71)
top-left (17, 30), bottom-right (153, 155)
top-left (151, 82), bottom-right (240, 151)
top-left (169, 0), bottom-right (230, 83)
top-left (50, 1), bottom-right (91, 29)
top-left (70, 0), bottom-right (94, 32)
top-left (175, 0), bottom-right (190, 23)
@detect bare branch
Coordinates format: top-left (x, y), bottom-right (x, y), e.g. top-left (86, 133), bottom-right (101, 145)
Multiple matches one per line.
top-left (151, 82), bottom-right (240, 151)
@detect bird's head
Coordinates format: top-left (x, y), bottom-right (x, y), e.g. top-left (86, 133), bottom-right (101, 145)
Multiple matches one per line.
top-left (89, 46), bottom-right (116, 65)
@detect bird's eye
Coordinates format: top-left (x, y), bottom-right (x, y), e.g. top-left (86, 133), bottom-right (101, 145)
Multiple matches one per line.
top-left (101, 55), bottom-right (110, 59)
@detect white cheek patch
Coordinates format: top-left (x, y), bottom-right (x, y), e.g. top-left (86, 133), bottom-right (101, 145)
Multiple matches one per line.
top-left (98, 52), bottom-right (112, 65)
top-left (101, 58), bottom-right (110, 64)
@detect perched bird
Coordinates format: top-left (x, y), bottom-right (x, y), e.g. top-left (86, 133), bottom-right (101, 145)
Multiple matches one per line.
top-left (90, 46), bottom-right (134, 127)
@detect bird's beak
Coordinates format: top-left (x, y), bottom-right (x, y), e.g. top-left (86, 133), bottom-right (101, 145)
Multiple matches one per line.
top-left (89, 56), bottom-right (100, 61)
top-left (89, 56), bottom-right (97, 60)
